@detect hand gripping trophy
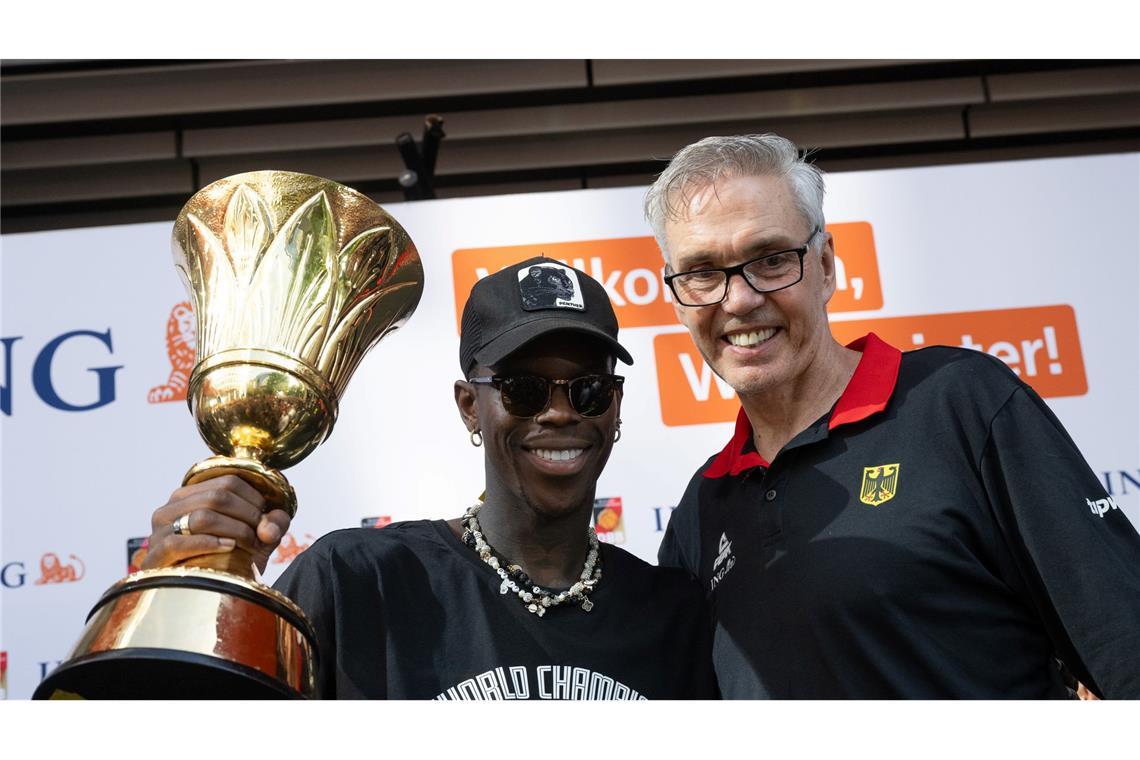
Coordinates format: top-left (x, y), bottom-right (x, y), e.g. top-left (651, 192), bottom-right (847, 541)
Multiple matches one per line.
top-left (35, 172), bottom-right (423, 699)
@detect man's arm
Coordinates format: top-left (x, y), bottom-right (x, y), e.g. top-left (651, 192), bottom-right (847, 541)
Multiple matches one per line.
top-left (980, 385), bottom-right (1140, 698)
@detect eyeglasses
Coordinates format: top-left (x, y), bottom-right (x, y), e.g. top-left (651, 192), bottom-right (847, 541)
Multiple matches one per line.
top-left (663, 229), bottom-right (820, 307)
top-left (467, 373), bottom-right (625, 418)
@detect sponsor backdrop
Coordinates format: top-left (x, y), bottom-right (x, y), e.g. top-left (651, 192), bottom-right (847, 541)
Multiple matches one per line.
top-left (2, 154), bottom-right (1138, 699)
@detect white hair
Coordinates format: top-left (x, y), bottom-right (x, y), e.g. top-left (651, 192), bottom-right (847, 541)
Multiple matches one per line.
top-left (643, 134), bottom-right (826, 260)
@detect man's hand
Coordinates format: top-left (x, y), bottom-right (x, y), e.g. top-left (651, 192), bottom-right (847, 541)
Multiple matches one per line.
top-left (141, 475), bottom-right (291, 573)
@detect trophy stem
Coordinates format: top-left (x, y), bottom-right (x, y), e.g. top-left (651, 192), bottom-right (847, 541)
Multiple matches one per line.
top-left (180, 455), bottom-right (298, 580)
top-left (183, 455), bottom-right (298, 517)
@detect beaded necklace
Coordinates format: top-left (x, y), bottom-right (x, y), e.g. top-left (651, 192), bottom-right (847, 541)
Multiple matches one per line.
top-left (460, 501), bottom-right (601, 617)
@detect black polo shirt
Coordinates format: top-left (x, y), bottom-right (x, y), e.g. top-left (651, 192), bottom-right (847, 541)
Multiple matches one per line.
top-left (659, 333), bottom-right (1140, 698)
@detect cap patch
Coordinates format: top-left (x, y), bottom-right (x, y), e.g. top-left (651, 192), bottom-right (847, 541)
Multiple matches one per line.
top-left (517, 262), bottom-right (585, 312)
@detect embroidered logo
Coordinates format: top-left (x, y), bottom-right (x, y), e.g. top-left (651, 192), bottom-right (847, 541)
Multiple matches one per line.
top-left (709, 532), bottom-right (737, 591)
top-left (860, 463), bottom-right (900, 506)
top-left (1086, 496), bottom-right (1122, 518)
top-left (517, 262), bottom-right (585, 311)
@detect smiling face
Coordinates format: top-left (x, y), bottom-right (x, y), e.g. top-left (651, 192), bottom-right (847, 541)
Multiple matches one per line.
top-left (455, 332), bottom-right (621, 520)
top-left (663, 173), bottom-right (837, 398)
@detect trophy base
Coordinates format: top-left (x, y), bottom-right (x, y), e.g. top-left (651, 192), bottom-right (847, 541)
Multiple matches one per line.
top-left (33, 567), bottom-right (317, 700)
top-left (33, 648), bottom-right (301, 700)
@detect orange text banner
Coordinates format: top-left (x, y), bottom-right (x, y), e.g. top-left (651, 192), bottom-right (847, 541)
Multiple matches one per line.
top-left (830, 304), bottom-right (1088, 399)
top-left (655, 304), bottom-right (1088, 427)
top-left (653, 331), bottom-right (739, 427)
top-left (828, 222), bottom-right (883, 312)
top-left (452, 238), bottom-right (671, 332)
top-left (451, 222), bottom-right (881, 332)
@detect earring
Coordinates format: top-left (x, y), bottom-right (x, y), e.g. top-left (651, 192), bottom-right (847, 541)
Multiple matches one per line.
top-left (614, 418), bottom-right (622, 443)
top-left (470, 430), bottom-right (483, 447)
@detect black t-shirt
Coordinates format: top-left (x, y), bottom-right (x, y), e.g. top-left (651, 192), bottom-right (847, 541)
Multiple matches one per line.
top-left (660, 336), bottom-right (1140, 698)
top-left (275, 519), bottom-right (716, 699)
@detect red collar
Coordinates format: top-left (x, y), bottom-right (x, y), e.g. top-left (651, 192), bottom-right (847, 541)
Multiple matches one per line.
top-left (703, 333), bottom-right (901, 478)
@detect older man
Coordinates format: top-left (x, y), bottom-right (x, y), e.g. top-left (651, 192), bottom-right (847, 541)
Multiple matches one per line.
top-left (647, 134), bottom-right (1140, 698)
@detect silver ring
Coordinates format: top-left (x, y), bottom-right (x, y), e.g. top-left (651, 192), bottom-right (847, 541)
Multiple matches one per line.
top-left (172, 513), bottom-right (192, 536)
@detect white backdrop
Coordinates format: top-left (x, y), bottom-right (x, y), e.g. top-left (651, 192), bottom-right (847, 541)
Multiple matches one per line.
top-left (2, 153), bottom-right (1138, 699)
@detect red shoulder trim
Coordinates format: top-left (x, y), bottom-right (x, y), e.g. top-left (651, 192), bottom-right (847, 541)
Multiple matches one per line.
top-left (828, 332), bottom-right (901, 430)
top-left (702, 407), bottom-right (770, 478)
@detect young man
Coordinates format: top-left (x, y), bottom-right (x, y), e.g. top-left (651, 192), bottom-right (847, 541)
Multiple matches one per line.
top-left (143, 258), bottom-right (716, 699)
top-left (646, 133), bottom-right (1140, 698)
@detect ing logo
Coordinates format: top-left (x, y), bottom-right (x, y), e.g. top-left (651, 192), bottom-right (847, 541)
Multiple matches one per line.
top-left (148, 301), bottom-right (196, 404)
top-left (592, 497), bottom-right (626, 545)
top-left (860, 464), bottom-right (900, 506)
top-left (34, 553), bottom-right (86, 585)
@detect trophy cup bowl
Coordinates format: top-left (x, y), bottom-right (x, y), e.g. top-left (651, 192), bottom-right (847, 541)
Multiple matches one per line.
top-left (35, 171), bottom-right (423, 699)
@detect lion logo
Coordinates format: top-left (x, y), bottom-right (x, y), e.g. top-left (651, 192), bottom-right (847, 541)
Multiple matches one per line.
top-left (271, 533), bottom-right (315, 564)
top-left (148, 301), bottom-right (197, 403)
top-left (33, 553), bottom-right (86, 585)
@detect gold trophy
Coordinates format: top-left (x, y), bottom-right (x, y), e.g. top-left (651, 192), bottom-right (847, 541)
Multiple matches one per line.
top-left (34, 171), bottom-right (423, 699)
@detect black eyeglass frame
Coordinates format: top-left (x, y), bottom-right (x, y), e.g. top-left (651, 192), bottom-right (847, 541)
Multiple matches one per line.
top-left (663, 228), bottom-right (822, 307)
top-left (467, 373), bottom-right (625, 418)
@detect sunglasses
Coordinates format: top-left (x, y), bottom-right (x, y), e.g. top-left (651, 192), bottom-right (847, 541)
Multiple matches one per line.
top-left (467, 373), bottom-right (624, 418)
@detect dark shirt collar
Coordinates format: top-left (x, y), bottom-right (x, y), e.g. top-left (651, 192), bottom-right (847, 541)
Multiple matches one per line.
top-left (703, 333), bottom-right (902, 478)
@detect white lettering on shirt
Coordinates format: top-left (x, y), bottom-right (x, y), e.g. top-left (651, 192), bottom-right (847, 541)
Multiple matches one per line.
top-left (1087, 496), bottom-right (1122, 518)
top-left (435, 665), bottom-right (646, 700)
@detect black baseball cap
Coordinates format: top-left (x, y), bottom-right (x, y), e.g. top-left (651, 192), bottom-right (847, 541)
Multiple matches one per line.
top-left (459, 256), bottom-right (634, 375)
